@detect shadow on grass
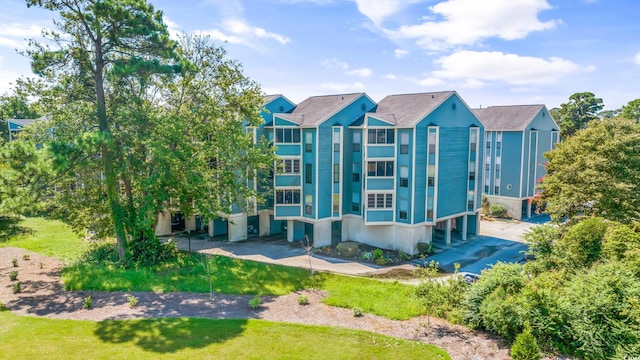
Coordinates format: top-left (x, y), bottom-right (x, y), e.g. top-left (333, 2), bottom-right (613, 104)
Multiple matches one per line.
top-left (94, 317), bottom-right (249, 353)
top-left (0, 216), bottom-right (33, 242)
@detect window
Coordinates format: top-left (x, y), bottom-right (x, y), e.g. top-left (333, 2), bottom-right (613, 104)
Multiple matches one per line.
top-left (485, 163), bottom-right (490, 172)
top-left (367, 129), bottom-right (395, 144)
top-left (367, 161), bottom-right (394, 177)
top-left (276, 189), bottom-right (301, 204)
top-left (495, 164), bottom-right (501, 179)
top-left (399, 199), bottom-right (408, 220)
top-left (333, 164), bottom-right (340, 183)
top-left (352, 193), bottom-right (360, 213)
top-left (353, 162), bottom-right (361, 182)
top-left (276, 128), bottom-right (301, 143)
top-left (484, 185), bottom-right (489, 193)
top-left (428, 130), bottom-right (437, 154)
top-left (282, 159), bottom-right (300, 174)
top-left (352, 132), bottom-right (361, 152)
top-left (400, 132), bottom-right (409, 154)
top-left (400, 166), bottom-right (409, 187)
top-left (333, 131), bottom-right (341, 153)
top-left (305, 195), bottom-right (313, 215)
top-left (367, 193), bottom-right (393, 208)
top-left (427, 165), bottom-right (435, 187)
top-left (494, 185), bottom-right (500, 194)
top-left (305, 132), bottom-right (312, 152)
top-left (333, 194), bottom-right (340, 214)
top-left (305, 163), bottom-right (312, 184)
top-left (469, 171), bottom-right (475, 181)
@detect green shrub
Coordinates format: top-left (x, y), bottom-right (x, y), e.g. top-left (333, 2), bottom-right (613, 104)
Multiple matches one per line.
top-left (490, 204), bottom-right (507, 218)
top-left (9, 271), bottom-right (18, 281)
top-left (479, 286), bottom-right (523, 340)
top-left (83, 296), bottom-right (92, 309)
top-left (601, 222), bottom-right (640, 261)
top-left (556, 217), bottom-right (609, 268)
top-left (297, 295), bottom-right (309, 305)
top-left (22, 254), bottom-right (30, 261)
top-left (0, 302), bottom-right (7, 311)
top-left (481, 195), bottom-right (490, 213)
top-left (127, 296), bottom-right (139, 308)
top-left (397, 250), bottom-right (412, 261)
top-left (128, 237), bottom-right (179, 268)
top-left (372, 248), bottom-right (384, 261)
top-left (353, 307), bottom-right (363, 317)
top-left (375, 257), bottom-right (391, 266)
top-left (39, 262), bottom-right (44, 269)
top-left (11, 258), bottom-right (18, 267)
top-left (78, 241), bottom-right (120, 264)
top-left (417, 243), bottom-right (432, 256)
top-left (248, 295), bottom-right (262, 309)
top-left (12, 282), bottom-right (21, 294)
top-left (336, 242), bottom-right (359, 255)
top-left (511, 327), bottom-right (542, 360)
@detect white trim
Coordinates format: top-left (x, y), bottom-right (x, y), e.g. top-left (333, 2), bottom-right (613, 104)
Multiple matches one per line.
top-left (519, 131), bottom-right (525, 198)
top-left (314, 128), bottom-right (319, 220)
top-left (332, 126), bottom-right (343, 219)
top-left (411, 127), bottom-right (417, 223)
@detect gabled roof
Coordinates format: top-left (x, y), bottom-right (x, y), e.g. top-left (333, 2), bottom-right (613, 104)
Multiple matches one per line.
top-left (472, 105), bottom-right (545, 131)
top-left (369, 91), bottom-right (456, 127)
top-left (275, 93), bottom-right (366, 126)
top-left (263, 94), bottom-right (294, 106)
top-left (7, 119), bottom-right (37, 128)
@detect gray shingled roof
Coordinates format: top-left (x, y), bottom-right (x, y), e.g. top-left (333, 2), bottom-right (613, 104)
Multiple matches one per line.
top-left (276, 93), bottom-right (365, 126)
top-left (472, 105), bottom-right (544, 131)
top-left (369, 91), bottom-right (455, 127)
top-left (263, 94), bottom-right (282, 105)
top-left (7, 119), bottom-right (37, 127)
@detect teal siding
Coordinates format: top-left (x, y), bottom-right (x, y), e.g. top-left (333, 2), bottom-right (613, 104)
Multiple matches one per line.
top-left (276, 144), bottom-right (301, 156)
top-left (367, 178), bottom-right (394, 190)
top-left (501, 132), bottom-right (523, 198)
top-left (276, 206), bottom-right (301, 217)
top-left (367, 117), bottom-right (395, 127)
top-left (275, 175), bottom-right (301, 187)
top-left (317, 126), bottom-right (332, 218)
top-left (368, 146), bottom-right (395, 158)
top-left (344, 128), bottom-right (363, 215)
top-left (366, 210), bottom-right (394, 222)
top-left (274, 117), bottom-right (299, 126)
top-left (302, 129), bottom-right (316, 219)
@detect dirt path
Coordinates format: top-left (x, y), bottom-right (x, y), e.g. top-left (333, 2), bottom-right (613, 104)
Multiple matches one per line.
top-left (0, 247), bottom-right (514, 360)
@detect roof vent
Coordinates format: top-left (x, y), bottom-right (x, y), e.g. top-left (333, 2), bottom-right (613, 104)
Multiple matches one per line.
top-left (431, 94), bottom-right (434, 99)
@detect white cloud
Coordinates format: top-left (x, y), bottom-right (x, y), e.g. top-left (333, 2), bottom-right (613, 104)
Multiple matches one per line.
top-left (384, 74), bottom-right (398, 80)
top-left (201, 19), bottom-right (290, 48)
top-left (353, 0), bottom-right (421, 25)
top-left (321, 82), bottom-right (365, 92)
top-left (415, 77), bottom-right (445, 87)
top-left (163, 17), bottom-right (183, 39)
top-left (347, 67), bottom-right (373, 77)
top-left (0, 23), bottom-right (43, 49)
top-left (394, 49), bottom-right (408, 58)
top-left (322, 58), bottom-right (350, 70)
top-left (432, 51), bottom-right (589, 85)
top-left (384, 0), bottom-right (559, 50)
top-left (635, 51), bottom-right (640, 65)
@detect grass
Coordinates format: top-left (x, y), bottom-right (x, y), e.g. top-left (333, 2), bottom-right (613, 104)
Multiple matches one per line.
top-left (0, 311), bottom-right (450, 359)
top-left (0, 216), bottom-right (86, 262)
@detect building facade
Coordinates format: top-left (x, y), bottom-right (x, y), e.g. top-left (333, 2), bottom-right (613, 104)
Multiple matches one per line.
top-left (473, 105), bottom-right (559, 220)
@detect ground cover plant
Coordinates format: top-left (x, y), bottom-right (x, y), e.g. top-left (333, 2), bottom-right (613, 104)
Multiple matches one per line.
top-left (0, 311), bottom-right (450, 359)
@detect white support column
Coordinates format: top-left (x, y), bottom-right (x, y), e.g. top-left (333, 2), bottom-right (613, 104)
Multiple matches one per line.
top-left (526, 200), bottom-right (532, 218)
top-left (445, 218), bottom-right (452, 246)
top-left (228, 214), bottom-right (248, 242)
top-left (476, 212), bottom-right (482, 235)
top-left (155, 211), bottom-right (172, 236)
top-left (258, 210), bottom-right (271, 237)
top-left (313, 221), bottom-right (332, 248)
top-left (208, 219), bottom-right (214, 238)
top-left (462, 215), bottom-right (468, 241)
top-left (425, 225), bottom-right (433, 243)
top-left (185, 215), bottom-right (196, 231)
top-left (287, 220), bottom-right (294, 242)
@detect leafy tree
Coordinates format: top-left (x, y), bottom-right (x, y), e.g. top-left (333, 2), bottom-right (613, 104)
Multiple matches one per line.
top-left (555, 92), bottom-right (604, 138)
top-left (598, 108), bottom-right (620, 119)
top-left (540, 118), bottom-right (640, 223)
top-left (621, 98), bottom-right (640, 121)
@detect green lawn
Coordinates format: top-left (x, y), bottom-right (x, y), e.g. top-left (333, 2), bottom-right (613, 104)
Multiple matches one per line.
top-left (0, 216), bottom-right (86, 262)
top-left (0, 311), bottom-right (450, 360)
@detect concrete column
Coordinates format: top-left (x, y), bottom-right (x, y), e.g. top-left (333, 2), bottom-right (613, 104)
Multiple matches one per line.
top-left (287, 220), bottom-right (294, 242)
top-left (425, 225), bottom-right (433, 243)
top-left (155, 211), bottom-right (172, 236)
top-left (228, 214), bottom-right (248, 242)
top-left (445, 218), bottom-right (452, 246)
top-left (185, 215), bottom-right (196, 231)
top-left (258, 210), bottom-right (271, 237)
top-left (526, 200), bottom-right (532, 218)
top-left (461, 214), bottom-right (468, 241)
top-left (313, 221), bottom-right (332, 248)
top-left (208, 219), bottom-right (214, 238)
top-left (476, 212), bottom-right (482, 236)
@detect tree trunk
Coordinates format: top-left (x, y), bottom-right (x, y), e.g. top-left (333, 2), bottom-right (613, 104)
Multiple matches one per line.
top-left (95, 36), bottom-right (128, 263)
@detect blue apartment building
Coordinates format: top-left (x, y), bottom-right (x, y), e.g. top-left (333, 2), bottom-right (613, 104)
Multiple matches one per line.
top-left (473, 105), bottom-right (559, 219)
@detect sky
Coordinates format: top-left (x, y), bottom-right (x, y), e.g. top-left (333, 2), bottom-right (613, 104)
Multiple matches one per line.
top-left (0, 0), bottom-right (639, 110)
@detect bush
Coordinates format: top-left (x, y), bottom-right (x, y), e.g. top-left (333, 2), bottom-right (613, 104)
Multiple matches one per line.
top-left (22, 254), bottom-right (30, 261)
top-left (0, 302), bottom-right (7, 311)
top-left (417, 243), bottom-right (432, 256)
top-left (78, 241), bottom-right (120, 264)
top-left (129, 237), bottom-right (179, 268)
top-left (11, 258), bottom-right (18, 267)
top-left (353, 307), bottom-right (363, 317)
top-left (479, 286), bottom-right (523, 340)
top-left (9, 271), bottom-right (18, 281)
top-left (12, 282), bottom-right (21, 294)
top-left (248, 295), bottom-right (262, 309)
top-left (83, 296), bottom-right (92, 309)
top-left (372, 248), bottom-right (384, 261)
top-left (336, 242), bottom-right (359, 255)
top-left (511, 327), bottom-right (542, 360)
top-left (297, 295), bottom-right (309, 305)
top-left (127, 296), bottom-right (139, 308)
top-left (556, 217), bottom-right (609, 268)
top-left (490, 204), bottom-right (507, 218)
top-left (601, 222), bottom-right (640, 261)
top-left (375, 257), bottom-right (392, 266)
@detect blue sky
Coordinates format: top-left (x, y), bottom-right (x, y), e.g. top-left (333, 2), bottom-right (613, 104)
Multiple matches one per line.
top-left (1, 0), bottom-right (638, 110)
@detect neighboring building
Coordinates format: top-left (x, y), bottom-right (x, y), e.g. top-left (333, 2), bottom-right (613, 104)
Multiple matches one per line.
top-left (7, 119), bottom-right (37, 141)
top-left (473, 105), bottom-right (559, 220)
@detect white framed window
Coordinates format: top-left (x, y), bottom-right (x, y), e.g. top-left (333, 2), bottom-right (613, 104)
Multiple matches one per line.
top-left (367, 193), bottom-right (393, 209)
top-left (281, 159), bottom-right (300, 174)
